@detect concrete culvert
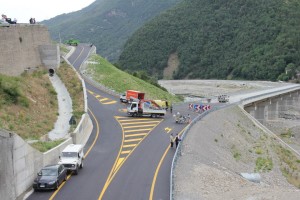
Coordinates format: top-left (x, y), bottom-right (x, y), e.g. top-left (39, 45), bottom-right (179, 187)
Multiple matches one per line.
top-left (49, 68), bottom-right (55, 76)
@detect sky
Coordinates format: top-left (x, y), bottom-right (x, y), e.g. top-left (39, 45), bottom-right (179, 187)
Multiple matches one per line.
top-left (1, 0), bottom-right (96, 23)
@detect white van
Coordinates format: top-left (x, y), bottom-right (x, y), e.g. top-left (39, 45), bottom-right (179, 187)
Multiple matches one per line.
top-left (58, 144), bottom-right (84, 175)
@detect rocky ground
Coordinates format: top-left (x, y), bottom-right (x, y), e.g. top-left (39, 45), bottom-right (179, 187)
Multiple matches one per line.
top-left (159, 80), bottom-right (300, 200)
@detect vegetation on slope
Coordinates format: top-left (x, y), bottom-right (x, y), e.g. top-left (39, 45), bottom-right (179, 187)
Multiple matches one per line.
top-left (43, 0), bottom-right (181, 62)
top-left (118, 0), bottom-right (300, 81)
top-left (56, 60), bottom-right (85, 123)
top-left (0, 70), bottom-right (58, 140)
top-left (85, 54), bottom-right (182, 103)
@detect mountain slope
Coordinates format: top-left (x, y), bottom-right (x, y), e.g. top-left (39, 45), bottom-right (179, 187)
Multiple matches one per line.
top-left (118, 0), bottom-right (300, 81)
top-left (43, 0), bottom-right (182, 61)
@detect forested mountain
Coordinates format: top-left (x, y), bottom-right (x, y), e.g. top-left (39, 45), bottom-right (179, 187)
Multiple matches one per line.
top-left (43, 0), bottom-right (182, 61)
top-left (118, 0), bottom-right (300, 81)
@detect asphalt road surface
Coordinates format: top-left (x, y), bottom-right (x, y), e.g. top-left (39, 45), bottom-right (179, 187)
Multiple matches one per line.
top-left (27, 44), bottom-right (193, 200)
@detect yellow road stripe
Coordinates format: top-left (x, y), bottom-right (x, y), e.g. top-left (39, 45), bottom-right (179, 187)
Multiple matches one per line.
top-left (119, 118), bottom-right (160, 122)
top-left (102, 101), bottom-right (117, 105)
top-left (99, 98), bottom-right (108, 102)
top-left (125, 133), bottom-right (147, 137)
top-left (121, 121), bottom-right (161, 125)
top-left (149, 145), bottom-right (170, 200)
top-left (121, 151), bottom-right (130, 154)
top-left (124, 128), bottom-right (151, 133)
top-left (124, 138), bottom-right (141, 142)
top-left (123, 124), bottom-right (157, 129)
top-left (99, 116), bottom-right (124, 200)
top-left (115, 158), bottom-right (125, 170)
top-left (95, 95), bottom-right (101, 98)
top-left (123, 144), bottom-right (136, 148)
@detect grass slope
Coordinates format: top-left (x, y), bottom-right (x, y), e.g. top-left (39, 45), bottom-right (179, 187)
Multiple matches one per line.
top-left (86, 54), bottom-right (182, 103)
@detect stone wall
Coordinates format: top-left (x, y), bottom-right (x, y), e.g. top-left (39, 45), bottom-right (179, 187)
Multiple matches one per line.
top-left (0, 24), bottom-right (53, 76)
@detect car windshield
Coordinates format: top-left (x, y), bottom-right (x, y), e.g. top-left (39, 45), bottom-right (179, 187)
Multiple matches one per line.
top-left (40, 168), bottom-right (57, 176)
top-left (62, 152), bottom-right (78, 158)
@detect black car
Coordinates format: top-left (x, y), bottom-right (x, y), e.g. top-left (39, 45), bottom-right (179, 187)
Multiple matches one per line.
top-left (33, 164), bottom-right (67, 191)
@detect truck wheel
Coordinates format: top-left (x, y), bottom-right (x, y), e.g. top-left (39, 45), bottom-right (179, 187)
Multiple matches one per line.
top-left (133, 113), bottom-right (137, 117)
top-left (80, 162), bottom-right (83, 169)
top-left (151, 114), bottom-right (157, 118)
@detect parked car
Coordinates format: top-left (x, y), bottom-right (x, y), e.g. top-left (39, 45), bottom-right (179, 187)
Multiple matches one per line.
top-left (120, 94), bottom-right (127, 103)
top-left (0, 19), bottom-right (10, 27)
top-left (33, 164), bottom-right (67, 191)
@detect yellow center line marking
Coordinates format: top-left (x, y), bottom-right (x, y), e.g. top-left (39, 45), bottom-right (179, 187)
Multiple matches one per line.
top-left (121, 151), bottom-right (130, 154)
top-left (125, 133), bottom-right (147, 137)
top-left (95, 95), bottom-right (101, 98)
top-left (49, 108), bottom-right (100, 200)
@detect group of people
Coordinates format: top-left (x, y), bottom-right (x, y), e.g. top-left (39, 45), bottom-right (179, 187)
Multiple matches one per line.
top-left (170, 133), bottom-right (181, 148)
top-left (29, 18), bottom-right (36, 24)
top-left (1, 14), bottom-right (17, 24)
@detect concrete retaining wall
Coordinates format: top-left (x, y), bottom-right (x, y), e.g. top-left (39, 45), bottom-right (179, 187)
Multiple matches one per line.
top-left (72, 113), bottom-right (93, 145)
top-left (0, 129), bottom-right (44, 200)
top-left (0, 24), bottom-right (58, 76)
top-left (39, 44), bottom-right (60, 70)
top-left (43, 138), bottom-right (73, 166)
top-left (0, 130), bottom-right (16, 200)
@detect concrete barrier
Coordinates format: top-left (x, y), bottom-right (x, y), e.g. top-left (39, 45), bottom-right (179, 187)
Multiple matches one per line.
top-left (71, 113), bottom-right (93, 145)
top-left (43, 138), bottom-right (73, 166)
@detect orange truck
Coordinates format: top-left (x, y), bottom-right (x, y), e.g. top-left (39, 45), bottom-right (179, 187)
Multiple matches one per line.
top-left (120, 90), bottom-right (145, 103)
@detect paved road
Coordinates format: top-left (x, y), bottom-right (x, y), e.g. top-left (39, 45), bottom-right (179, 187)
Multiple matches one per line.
top-left (27, 44), bottom-right (193, 200)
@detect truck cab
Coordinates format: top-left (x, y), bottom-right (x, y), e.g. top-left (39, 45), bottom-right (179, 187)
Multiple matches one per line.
top-left (58, 144), bottom-right (84, 175)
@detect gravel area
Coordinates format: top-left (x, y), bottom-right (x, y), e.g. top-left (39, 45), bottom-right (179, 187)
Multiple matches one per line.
top-left (159, 80), bottom-right (300, 200)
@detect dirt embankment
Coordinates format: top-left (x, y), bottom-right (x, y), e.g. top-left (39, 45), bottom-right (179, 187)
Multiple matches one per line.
top-left (173, 106), bottom-right (300, 200)
top-left (160, 80), bottom-right (300, 199)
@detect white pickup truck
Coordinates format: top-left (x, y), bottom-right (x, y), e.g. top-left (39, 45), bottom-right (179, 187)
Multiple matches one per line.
top-left (58, 144), bottom-right (84, 175)
top-left (127, 100), bottom-right (166, 118)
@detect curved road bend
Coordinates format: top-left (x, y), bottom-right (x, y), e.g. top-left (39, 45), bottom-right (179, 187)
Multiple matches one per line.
top-left (27, 44), bottom-right (190, 200)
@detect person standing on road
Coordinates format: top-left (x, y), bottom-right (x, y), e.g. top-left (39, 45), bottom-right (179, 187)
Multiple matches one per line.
top-left (170, 133), bottom-right (175, 148)
top-left (175, 134), bottom-right (181, 148)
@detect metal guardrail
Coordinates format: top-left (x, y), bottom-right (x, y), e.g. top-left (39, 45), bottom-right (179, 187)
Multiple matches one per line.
top-left (169, 104), bottom-right (226, 200)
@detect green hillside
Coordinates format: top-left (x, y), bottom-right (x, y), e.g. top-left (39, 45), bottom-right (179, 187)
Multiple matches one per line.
top-left (43, 0), bottom-right (181, 62)
top-left (85, 54), bottom-right (181, 103)
top-left (118, 0), bottom-right (300, 81)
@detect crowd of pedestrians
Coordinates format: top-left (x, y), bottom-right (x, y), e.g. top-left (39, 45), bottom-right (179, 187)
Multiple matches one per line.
top-left (1, 14), bottom-right (17, 24)
top-left (1, 13), bottom-right (37, 25)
